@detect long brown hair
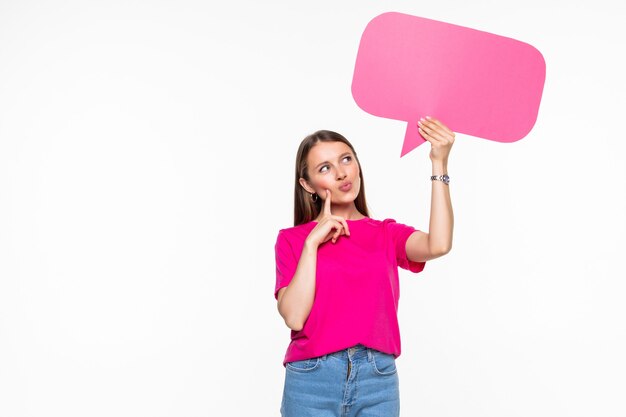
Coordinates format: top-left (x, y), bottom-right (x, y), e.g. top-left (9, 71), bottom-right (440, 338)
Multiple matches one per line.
top-left (294, 130), bottom-right (370, 226)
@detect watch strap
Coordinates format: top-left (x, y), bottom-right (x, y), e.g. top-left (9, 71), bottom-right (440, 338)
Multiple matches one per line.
top-left (430, 174), bottom-right (450, 185)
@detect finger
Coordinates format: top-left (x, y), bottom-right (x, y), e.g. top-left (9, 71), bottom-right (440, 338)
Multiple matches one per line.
top-left (323, 189), bottom-right (332, 215)
top-left (425, 116), bottom-right (454, 135)
top-left (340, 218), bottom-right (350, 236)
top-left (324, 228), bottom-right (335, 243)
top-left (418, 126), bottom-right (435, 144)
top-left (418, 119), bottom-right (447, 142)
top-left (425, 116), bottom-right (455, 136)
top-left (421, 117), bottom-right (452, 138)
top-left (418, 125), bottom-right (441, 143)
top-left (323, 227), bottom-right (335, 244)
top-left (330, 215), bottom-right (350, 236)
top-left (341, 219), bottom-right (350, 236)
top-left (332, 224), bottom-right (343, 243)
top-left (336, 220), bottom-right (346, 236)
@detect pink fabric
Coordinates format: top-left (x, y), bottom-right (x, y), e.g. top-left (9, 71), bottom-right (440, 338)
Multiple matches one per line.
top-left (274, 217), bottom-right (426, 367)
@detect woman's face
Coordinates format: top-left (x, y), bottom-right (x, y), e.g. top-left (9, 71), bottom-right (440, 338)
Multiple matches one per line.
top-left (300, 141), bottom-right (361, 205)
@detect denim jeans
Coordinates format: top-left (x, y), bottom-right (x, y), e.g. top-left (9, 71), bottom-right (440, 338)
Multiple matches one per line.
top-left (280, 344), bottom-right (400, 417)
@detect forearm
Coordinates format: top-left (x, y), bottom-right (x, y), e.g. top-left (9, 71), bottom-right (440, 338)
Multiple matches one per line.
top-left (278, 241), bottom-right (318, 331)
top-left (429, 160), bottom-right (454, 254)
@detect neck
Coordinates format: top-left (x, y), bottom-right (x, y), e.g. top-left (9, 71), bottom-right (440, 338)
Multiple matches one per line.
top-left (317, 204), bottom-right (364, 221)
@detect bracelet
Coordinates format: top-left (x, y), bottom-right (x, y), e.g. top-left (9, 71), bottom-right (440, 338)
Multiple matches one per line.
top-left (430, 174), bottom-right (450, 185)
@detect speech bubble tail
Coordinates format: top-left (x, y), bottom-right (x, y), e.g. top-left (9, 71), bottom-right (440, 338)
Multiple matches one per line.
top-left (400, 121), bottom-right (426, 157)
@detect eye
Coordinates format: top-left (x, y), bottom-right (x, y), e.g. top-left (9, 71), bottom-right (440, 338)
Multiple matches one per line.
top-left (319, 156), bottom-right (352, 173)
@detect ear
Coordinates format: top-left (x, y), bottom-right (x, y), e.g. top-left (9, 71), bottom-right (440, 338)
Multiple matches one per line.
top-left (299, 177), bottom-right (315, 194)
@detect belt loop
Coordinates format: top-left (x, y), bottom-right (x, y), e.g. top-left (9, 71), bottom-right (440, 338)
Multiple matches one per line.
top-left (367, 348), bottom-right (373, 362)
top-left (321, 354), bottom-right (328, 361)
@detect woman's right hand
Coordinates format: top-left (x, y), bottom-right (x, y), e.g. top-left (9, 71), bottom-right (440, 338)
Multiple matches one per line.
top-left (305, 189), bottom-right (351, 248)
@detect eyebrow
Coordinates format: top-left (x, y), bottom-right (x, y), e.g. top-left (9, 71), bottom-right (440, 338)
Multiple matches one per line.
top-left (314, 152), bottom-right (352, 169)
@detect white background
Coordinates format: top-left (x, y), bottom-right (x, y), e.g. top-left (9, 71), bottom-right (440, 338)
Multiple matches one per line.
top-left (1, 0), bottom-right (625, 416)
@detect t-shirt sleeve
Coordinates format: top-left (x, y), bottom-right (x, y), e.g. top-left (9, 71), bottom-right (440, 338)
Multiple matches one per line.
top-left (274, 230), bottom-right (298, 300)
top-left (385, 219), bottom-right (426, 273)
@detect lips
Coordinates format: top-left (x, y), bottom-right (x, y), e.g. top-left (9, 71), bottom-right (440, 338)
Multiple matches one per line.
top-left (339, 182), bottom-right (352, 192)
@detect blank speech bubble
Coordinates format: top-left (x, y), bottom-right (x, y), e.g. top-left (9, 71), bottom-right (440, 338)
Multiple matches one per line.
top-left (351, 12), bottom-right (546, 157)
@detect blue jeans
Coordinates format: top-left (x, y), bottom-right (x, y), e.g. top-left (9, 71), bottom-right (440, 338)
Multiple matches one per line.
top-left (280, 344), bottom-right (400, 417)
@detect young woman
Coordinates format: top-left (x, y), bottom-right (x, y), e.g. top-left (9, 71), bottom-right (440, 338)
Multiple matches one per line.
top-left (274, 117), bottom-right (454, 416)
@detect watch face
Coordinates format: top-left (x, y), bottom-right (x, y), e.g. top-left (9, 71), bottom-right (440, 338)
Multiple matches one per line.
top-left (442, 175), bottom-right (450, 184)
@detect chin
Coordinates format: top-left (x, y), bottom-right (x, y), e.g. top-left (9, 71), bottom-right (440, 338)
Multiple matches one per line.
top-left (346, 193), bottom-right (359, 203)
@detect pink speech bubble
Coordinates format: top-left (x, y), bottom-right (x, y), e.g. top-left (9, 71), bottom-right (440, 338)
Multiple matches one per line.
top-left (351, 12), bottom-right (546, 156)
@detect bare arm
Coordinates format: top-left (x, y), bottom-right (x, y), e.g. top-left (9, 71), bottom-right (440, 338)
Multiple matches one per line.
top-left (406, 117), bottom-right (455, 262)
top-left (276, 189), bottom-right (350, 331)
top-left (276, 241), bottom-right (318, 331)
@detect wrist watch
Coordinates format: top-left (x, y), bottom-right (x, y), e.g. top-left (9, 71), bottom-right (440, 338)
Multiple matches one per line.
top-left (430, 174), bottom-right (450, 185)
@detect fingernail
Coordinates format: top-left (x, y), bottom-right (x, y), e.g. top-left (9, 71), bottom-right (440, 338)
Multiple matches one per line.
top-left (426, 116), bottom-right (431, 119)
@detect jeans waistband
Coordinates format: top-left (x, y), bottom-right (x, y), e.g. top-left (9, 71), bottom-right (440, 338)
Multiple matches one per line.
top-left (321, 344), bottom-right (372, 361)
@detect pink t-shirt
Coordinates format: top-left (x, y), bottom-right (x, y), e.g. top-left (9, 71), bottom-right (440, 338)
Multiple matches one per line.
top-left (274, 217), bottom-right (426, 367)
